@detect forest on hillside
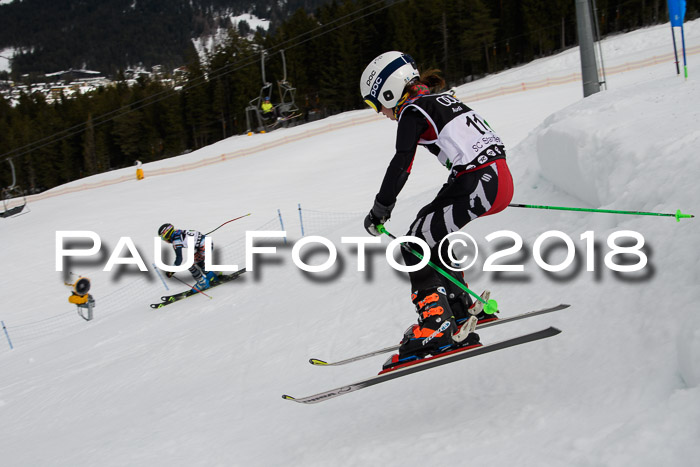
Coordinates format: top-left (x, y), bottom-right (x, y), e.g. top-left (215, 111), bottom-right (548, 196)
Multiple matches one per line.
top-left (1, 0), bottom-right (698, 194)
top-left (0, 0), bottom-right (331, 76)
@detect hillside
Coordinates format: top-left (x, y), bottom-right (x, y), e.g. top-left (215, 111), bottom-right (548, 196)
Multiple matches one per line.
top-left (0, 0), bottom-right (331, 75)
top-left (0, 19), bottom-right (699, 467)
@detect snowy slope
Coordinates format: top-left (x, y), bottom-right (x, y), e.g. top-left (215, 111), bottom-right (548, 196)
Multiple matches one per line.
top-left (1, 20), bottom-right (699, 467)
top-left (192, 13), bottom-right (270, 62)
top-left (0, 46), bottom-right (13, 72)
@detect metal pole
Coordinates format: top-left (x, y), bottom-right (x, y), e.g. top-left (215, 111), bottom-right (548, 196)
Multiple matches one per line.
top-left (298, 204), bottom-right (305, 237)
top-left (671, 26), bottom-right (681, 75)
top-left (6, 158), bottom-right (17, 189)
top-left (575, 0), bottom-right (601, 97)
top-left (153, 263), bottom-right (170, 291)
top-left (261, 50), bottom-right (267, 84)
top-left (2, 321), bottom-right (13, 350)
top-left (278, 209), bottom-right (287, 244)
top-left (281, 49), bottom-right (287, 82)
top-left (590, 0), bottom-right (607, 90)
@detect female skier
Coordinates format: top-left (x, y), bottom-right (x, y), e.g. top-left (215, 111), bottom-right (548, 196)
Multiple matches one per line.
top-left (158, 223), bottom-right (217, 291)
top-left (360, 51), bottom-right (514, 368)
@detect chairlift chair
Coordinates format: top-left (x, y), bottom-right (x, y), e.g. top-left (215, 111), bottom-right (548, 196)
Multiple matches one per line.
top-left (0, 158), bottom-right (29, 219)
top-left (245, 49), bottom-right (301, 134)
top-left (245, 51), bottom-right (274, 133)
top-left (274, 50), bottom-right (300, 120)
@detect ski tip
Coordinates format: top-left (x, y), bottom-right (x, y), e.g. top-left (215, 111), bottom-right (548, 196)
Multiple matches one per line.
top-left (309, 358), bottom-right (328, 366)
top-left (547, 326), bottom-right (563, 335)
top-left (282, 394), bottom-right (296, 401)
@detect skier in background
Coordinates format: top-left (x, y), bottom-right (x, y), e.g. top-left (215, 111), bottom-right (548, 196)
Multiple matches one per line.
top-left (261, 96), bottom-right (276, 120)
top-left (360, 51), bottom-right (514, 369)
top-left (158, 223), bottom-right (217, 291)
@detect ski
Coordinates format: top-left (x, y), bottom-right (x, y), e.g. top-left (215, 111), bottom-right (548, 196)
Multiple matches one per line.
top-left (263, 113), bottom-right (303, 131)
top-left (150, 269), bottom-right (246, 309)
top-left (309, 304), bottom-right (569, 366)
top-left (283, 326), bottom-right (562, 404)
top-left (278, 112), bottom-right (302, 121)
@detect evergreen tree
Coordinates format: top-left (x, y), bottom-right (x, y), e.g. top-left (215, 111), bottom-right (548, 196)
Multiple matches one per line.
top-left (83, 113), bottom-right (97, 175)
top-left (183, 53), bottom-right (215, 148)
top-left (112, 109), bottom-right (146, 164)
top-left (3, 0), bottom-right (699, 194)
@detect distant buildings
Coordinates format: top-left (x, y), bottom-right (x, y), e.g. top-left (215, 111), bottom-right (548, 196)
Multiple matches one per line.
top-left (0, 65), bottom-right (187, 106)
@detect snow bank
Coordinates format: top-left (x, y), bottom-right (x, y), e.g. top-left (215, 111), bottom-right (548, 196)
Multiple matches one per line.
top-left (534, 77), bottom-right (700, 209)
top-left (526, 76), bottom-right (700, 393)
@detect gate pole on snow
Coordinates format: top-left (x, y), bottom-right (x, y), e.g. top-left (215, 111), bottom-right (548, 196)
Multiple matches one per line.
top-left (2, 321), bottom-right (13, 350)
top-left (278, 209), bottom-right (287, 244)
top-left (298, 204), bottom-right (305, 237)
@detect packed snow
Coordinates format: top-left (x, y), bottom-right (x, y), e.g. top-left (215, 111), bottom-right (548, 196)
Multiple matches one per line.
top-left (193, 12), bottom-right (270, 61)
top-left (0, 46), bottom-right (14, 73)
top-left (1, 19), bottom-right (699, 467)
top-left (229, 13), bottom-right (270, 32)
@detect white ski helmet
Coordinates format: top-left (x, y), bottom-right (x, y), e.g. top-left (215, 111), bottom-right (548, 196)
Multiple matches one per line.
top-left (360, 51), bottom-right (419, 111)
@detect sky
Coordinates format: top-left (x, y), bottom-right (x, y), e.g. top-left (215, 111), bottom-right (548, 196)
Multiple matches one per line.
top-left (0, 18), bottom-right (699, 467)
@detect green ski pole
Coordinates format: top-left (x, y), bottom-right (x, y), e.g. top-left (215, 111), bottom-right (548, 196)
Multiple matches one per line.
top-left (509, 204), bottom-right (694, 222)
top-left (378, 224), bottom-right (498, 315)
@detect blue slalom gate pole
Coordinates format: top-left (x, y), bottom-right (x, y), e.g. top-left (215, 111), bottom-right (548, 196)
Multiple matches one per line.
top-left (2, 321), bottom-right (13, 350)
top-left (298, 204), bottom-right (305, 237)
top-left (153, 263), bottom-right (170, 291)
top-left (278, 209), bottom-right (287, 244)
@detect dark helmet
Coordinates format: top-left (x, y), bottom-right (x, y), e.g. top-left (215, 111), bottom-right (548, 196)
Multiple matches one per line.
top-left (158, 223), bottom-right (175, 242)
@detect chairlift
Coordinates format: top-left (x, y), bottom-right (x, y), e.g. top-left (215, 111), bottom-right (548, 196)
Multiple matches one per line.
top-left (1, 158), bottom-right (29, 219)
top-left (245, 49), bottom-right (301, 134)
top-left (275, 49), bottom-right (300, 120)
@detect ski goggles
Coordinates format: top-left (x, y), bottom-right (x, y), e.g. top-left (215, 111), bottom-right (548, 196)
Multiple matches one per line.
top-left (363, 95), bottom-right (382, 113)
top-left (160, 227), bottom-right (174, 241)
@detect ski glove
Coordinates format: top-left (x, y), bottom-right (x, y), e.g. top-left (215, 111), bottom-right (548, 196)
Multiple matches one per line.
top-left (364, 199), bottom-right (395, 236)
